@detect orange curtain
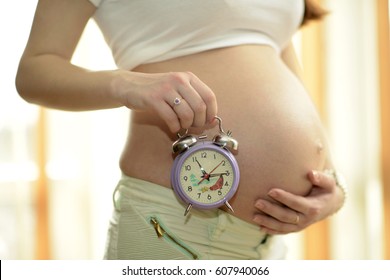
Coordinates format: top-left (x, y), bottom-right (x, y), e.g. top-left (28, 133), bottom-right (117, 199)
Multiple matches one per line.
top-left (35, 107), bottom-right (50, 259)
top-left (377, 0), bottom-right (390, 260)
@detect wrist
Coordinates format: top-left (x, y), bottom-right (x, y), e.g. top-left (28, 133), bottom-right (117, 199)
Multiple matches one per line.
top-left (110, 69), bottom-right (147, 110)
top-left (109, 69), bottom-right (131, 107)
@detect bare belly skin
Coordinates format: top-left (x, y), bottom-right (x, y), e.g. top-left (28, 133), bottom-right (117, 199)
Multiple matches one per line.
top-left (119, 45), bottom-right (329, 224)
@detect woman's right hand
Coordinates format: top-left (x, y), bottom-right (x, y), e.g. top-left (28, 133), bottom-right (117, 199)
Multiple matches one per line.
top-left (16, 0), bottom-right (216, 133)
top-left (114, 70), bottom-right (218, 133)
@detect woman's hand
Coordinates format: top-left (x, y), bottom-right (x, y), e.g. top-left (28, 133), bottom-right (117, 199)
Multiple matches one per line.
top-left (113, 70), bottom-right (218, 133)
top-left (252, 170), bottom-right (345, 234)
top-left (18, 0), bottom-right (217, 133)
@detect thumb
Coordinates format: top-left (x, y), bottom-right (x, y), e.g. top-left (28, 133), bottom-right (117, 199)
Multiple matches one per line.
top-left (307, 170), bottom-right (335, 191)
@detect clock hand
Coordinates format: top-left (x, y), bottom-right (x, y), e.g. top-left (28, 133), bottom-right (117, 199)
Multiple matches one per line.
top-left (195, 159), bottom-right (207, 177)
top-left (207, 160), bottom-right (224, 175)
top-left (208, 172), bottom-right (228, 177)
top-left (198, 160), bottom-right (224, 185)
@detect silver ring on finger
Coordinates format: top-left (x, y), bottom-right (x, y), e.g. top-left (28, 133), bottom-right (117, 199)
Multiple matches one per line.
top-left (173, 97), bottom-right (183, 106)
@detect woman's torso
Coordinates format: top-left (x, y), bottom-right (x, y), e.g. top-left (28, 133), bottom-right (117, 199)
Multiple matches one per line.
top-left (120, 45), bottom-right (329, 224)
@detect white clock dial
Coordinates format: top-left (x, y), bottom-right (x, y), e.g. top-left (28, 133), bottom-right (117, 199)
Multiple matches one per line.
top-left (179, 149), bottom-right (235, 204)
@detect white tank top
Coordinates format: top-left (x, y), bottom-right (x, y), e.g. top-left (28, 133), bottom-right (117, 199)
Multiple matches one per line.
top-left (88, 0), bottom-right (304, 69)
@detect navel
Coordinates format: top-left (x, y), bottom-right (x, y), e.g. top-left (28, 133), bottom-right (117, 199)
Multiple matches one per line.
top-left (316, 139), bottom-right (324, 154)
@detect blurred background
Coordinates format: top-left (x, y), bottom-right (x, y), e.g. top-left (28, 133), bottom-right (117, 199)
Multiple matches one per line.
top-left (0, 0), bottom-right (389, 260)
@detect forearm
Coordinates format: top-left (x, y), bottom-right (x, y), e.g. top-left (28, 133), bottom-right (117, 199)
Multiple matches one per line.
top-left (16, 54), bottom-right (123, 111)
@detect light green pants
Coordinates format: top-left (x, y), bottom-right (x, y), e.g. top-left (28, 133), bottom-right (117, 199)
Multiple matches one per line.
top-left (103, 175), bottom-right (287, 260)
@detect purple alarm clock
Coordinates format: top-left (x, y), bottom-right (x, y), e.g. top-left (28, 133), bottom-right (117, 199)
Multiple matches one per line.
top-left (170, 117), bottom-right (240, 216)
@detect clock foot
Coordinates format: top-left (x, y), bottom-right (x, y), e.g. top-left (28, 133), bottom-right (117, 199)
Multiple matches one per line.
top-left (184, 203), bottom-right (193, 216)
top-left (225, 201), bottom-right (234, 213)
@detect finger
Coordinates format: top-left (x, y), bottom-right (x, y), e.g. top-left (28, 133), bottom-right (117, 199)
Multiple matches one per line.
top-left (188, 73), bottom-right (218, 124)
top-left (171, 98), bottom-right (194, 129)
top-left (253, 213), bottom-right (299, 234)
top-left (259, 227), bottom-right (283, 235)
top-left (177, 84), bottom-right (207, 128)
top-left (267, 188), bottom-right (311, 214)
top-left (254, 199), bottom-right (303, 225)
top-left (155, 102), bottom-right (181, 133)
top-left (307, 170), bottom-right (335, 190)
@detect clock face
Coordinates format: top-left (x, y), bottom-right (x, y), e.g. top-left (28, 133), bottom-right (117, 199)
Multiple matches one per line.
top-left (177, 147), bottom-right (237, 206)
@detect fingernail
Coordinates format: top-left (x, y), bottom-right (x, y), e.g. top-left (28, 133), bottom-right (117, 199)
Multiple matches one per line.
top-left (312, 170), bottom-right (320, 182)
top-left (255, 201), bottom-right (264, 209)
top-left (268, 190), bottom-right (276, 197)
top-left (209, 118), bottom-right (217, 125)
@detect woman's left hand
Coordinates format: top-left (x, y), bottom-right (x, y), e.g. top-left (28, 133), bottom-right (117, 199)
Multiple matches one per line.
top-left (252, 170), bottom-right (345, 234)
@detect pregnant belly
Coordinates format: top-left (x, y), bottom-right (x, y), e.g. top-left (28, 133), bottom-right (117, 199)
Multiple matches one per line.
top-left (211, 75), bottom-right (327, 223)
top-left (125, 46), bottom-right (330, 224)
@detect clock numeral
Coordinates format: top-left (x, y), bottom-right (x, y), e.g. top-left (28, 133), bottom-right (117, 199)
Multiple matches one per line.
top-left (183, 176), bottom-right (188, 181)
top-left (197, 193), bottom-right (201, 199)
top-left (207, 194), bottom-right (212, 200)
top-left (188, 186), bottom-right (193, 192)
top-left (185, 165), bottom-right (191, 171)
top-left (218, 190), bottom-right (222, 196)
top-left (201, 152), bottom-right (207, 158)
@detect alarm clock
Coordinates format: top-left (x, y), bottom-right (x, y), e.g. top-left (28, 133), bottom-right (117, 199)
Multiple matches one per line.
top-left (170, 117), bottom-right (240, 216)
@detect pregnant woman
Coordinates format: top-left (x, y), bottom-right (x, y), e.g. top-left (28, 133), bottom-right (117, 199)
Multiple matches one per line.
top-left (16, 0), bottom-right (345, 259)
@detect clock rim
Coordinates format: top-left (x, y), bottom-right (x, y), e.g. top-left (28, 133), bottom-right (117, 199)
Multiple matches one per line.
top-left (170, 141), bottom-right (240, 210)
